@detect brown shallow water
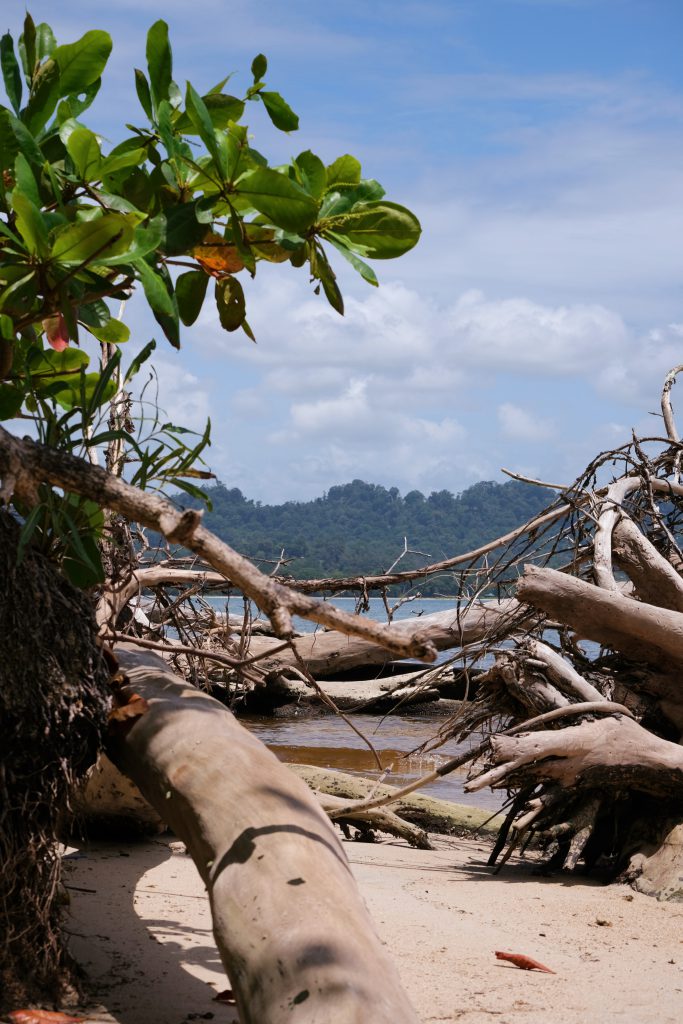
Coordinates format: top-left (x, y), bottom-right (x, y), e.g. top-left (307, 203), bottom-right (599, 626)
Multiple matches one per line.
top-left (241, 711), bottom-right (506, 811)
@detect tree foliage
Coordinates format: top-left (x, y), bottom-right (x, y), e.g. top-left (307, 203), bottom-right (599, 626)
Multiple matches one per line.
top-left (185, 478), bottom-right (551, 590)
top-left (0, 12), bottom-right (420, 585)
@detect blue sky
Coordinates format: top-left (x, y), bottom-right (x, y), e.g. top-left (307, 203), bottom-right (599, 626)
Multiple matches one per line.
top-left (3, 0), bottom-right (683, 502)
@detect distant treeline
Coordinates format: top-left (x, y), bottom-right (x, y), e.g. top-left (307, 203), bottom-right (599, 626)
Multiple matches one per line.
top-left (181, 478), bottom-right (552, 595)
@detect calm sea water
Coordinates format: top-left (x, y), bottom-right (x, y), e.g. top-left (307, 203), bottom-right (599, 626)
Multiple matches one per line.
top-left (201, 594), bottom-right (506, 810)
top-left (204, 594), bottom-right (459, 635)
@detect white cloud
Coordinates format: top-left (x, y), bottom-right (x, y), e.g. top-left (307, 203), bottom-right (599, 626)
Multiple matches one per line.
top-left (142, 357), bottom-right (211, 434)
top-left (497, 402), bottom-right (555, 441)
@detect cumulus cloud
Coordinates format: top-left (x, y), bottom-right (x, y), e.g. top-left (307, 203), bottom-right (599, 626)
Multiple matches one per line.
top-left (497, 402), bottom-right (555, 441)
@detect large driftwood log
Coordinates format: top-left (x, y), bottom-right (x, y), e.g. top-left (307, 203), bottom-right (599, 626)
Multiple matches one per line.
top-left (247, 600), bottom-right (527, 677)
top-left (107, 647), bottom-right (419, 1024)
top-left (517, 565), bottom-right (683, 702)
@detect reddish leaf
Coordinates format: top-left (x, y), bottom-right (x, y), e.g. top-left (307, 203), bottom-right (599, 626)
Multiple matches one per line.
top-left (42, 313), bottom-right (69, 351)
top-left (192, 233), bottom-right (244, 277)
top-left (8, 1011), bottom-right (87, 1023)
top-left (108, 692), bottom-right (149, 722)
top-left (495, 951), bottom-right (555, 974)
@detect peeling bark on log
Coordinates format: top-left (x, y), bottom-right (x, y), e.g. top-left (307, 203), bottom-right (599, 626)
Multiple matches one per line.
top-left (107, 647), bottom-right (420, 1024)
top-left (247, 601), bottom-right (527, 677)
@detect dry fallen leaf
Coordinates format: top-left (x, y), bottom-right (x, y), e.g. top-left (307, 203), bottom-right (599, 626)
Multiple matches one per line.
top-left (495, 951), bottom-right (556, 974)
top-left (108, 693), bottom-right (150, 722)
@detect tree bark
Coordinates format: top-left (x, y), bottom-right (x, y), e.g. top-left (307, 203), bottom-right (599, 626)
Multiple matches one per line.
top-left (107, 646), bottom-right (420, 1024)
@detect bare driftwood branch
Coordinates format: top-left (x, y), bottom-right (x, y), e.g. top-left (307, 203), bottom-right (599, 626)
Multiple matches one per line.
top-left (0, 427), bottom-right (437, 662)
top-left (245, 600), bottom-right (530, 677)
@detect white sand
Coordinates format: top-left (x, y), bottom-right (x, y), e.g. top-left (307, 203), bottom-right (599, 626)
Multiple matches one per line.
top-left (64, 833), bottom-right (683, 1024)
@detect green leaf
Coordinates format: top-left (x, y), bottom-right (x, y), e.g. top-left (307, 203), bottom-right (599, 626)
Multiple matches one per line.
top-left (61, 509), bottom-right (105, 587)
top-left (85, 319), bottom-right (130, 344)
top-left (215, 276), bottom-right (246, 331)
top-left (66, 125), bottom-right (101, 179)
top-left (18, 14), bottom-right (36, 85)
top-left (14, 153), bottom-right (41, 209)
top-left (135, 68), bottom-right (154, 121)
top-left (321, 201), bottom-right (421, 259)
top-left (324, 232), bottom-right (378, 286)
top-left (12, 189), bottom-right (49, 257)
top-left (260, 91), bottom-right (299, 132)
top-left (51, 212), bottom-right (136, 265)
top-left (176, 270), bottom-right (209, 326)
top-left (0, 383), bottom-right (23, 419)
top-left (146, 20), bottom-right (173, 109)
top-left (22, 58), bottom-right (60, 134)
top-left (236, 167), bottom-right (318, 233)
top-left (318, 178), bottom-right (386, 217)
top-left (28, 346), bottom-right (90, 377)
top-left (133, 259), bottom-right (180, 347)
top-left (158, 201), bottom-right (207, 255)
top-left (77, 298), bottom-right (110, 328)
top-left (97, 213), bottom-right (165, 265)
top-left (56, 78), bottom-right (101, 121)
top-left (325, 154), bottom-right (361, 190)
top-left (35, 23), bottom-right (57, 62)
top-left (311, 244), bottom-right (343, 314)
top-left (125, 337), bottom-right (156, 383)
top-left (251, 54), bottom-right (267, 81)
top-left (1, 33), bottom-right (23, 114)
top-left (84, 349), bottom-right (121, 415)
top-left (174, 92), bottom-right (245, 133)
top-left (185, 81), bottom-right (227, 176)
top-left (0, 108), bottom-right (19, 171)
top-left (0, 107), bottom-right (44, 169)
top-left (0, 313), bottom-right (14, 339)
top-left (295, 150), bottom-right (326, 200)
top-left (55, 30), bottom-right (112, 98)
top-left (100, 145), bottom-right (146, 176)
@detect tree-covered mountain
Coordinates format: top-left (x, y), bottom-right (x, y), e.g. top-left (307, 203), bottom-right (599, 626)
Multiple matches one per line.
top-left (189, 479), bottom-right (552, 593)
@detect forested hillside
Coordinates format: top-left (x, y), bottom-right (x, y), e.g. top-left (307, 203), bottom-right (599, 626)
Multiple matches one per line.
top-left (187, 479), bottom-right (552, 593)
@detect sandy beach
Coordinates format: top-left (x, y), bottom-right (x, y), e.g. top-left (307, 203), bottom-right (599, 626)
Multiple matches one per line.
top-left (64, 831), bottom-right (683, 1024)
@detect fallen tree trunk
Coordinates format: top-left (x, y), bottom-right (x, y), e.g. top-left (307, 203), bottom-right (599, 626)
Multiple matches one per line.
top-left (246, 600), bottom-right (528, 677)
top-left (107, 646), bottom-right (420, 1024)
